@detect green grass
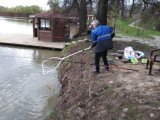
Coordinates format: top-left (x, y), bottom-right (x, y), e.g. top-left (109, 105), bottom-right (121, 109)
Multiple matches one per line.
top-left (116, 18), bottom-right (160, 39)
top-left (144, 29), bottom-right (160, 36)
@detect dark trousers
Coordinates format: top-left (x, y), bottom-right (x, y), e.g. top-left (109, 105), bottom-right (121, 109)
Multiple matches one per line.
top-left (95, 51), bottom-right (109, 72)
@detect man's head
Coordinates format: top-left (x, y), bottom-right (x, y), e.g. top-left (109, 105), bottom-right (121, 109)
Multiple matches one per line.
top-left (91, 19), bottom-right (100, 29)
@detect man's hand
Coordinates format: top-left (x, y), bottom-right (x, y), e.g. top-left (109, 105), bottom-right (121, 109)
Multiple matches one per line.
top-left (111, 33), bottom-right (115, 39)
top-left (91, 42), bottom-right (97, 48)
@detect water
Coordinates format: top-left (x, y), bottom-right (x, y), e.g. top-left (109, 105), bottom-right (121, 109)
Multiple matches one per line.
top-left (0, 45), bottom-right (62, 120)
top-left (0, 16), bottom-right (32, 35)
top-left (0, 17), bottom-right (62, 120)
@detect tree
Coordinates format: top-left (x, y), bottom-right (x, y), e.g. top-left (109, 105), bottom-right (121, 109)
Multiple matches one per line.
top-left (129, 0), bottom-right (135, 17)
top-left (76, 0), bottom-right (87, 33)
top-left (47, 0), bottom-right (61, 11)
top-left (141, 1), bottom-right (160, 30)
top-left (0, 5), bottom-right (42, 14)
top-left (61, 0), bottom-right (88, 34)
top-left (87, 0), bottom-right (94, 14)
top-left (141, 0), bottom-right (160, 11)
top-left (96, 0), bottom-right (108, 25)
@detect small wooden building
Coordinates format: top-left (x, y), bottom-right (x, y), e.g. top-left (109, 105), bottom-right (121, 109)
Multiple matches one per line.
top-left (30, 12), bottom-right (78, 42)
top-left (87, 15), bottom-right (96, 23)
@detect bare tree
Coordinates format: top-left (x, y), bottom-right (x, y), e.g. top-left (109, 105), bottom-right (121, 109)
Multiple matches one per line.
top-left (76, 0), bottom-right (87, 33)
top-left (121, 0), bottom-right (125, 17)
top-left (141, 0), bottom-right (160, 11)
top-left (47, 0), bottom-right (60, 11)
top-left (141, 0), bottom-right (160, 30)
top-left (130, 0), bottom-right (135, 17)
top-left (96, 0), bottom-right (108, 25)
top-left (61, 0), bottom-right (88, 34)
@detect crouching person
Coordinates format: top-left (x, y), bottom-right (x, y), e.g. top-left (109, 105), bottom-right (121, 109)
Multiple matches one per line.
top-left (90, 19), bottom-right (115, 74)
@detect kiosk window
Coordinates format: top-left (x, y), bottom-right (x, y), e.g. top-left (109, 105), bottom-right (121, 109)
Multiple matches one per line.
top-left (40, 19), bottom-right (51, 30)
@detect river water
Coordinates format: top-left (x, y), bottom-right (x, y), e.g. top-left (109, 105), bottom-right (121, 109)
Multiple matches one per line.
top-left (0, 17), bottom-right (61, 120)
top-left (0, 16), bottom-right (32, 35)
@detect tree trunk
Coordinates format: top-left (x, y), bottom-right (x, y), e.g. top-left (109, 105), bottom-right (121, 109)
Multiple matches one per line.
top-left (96, 0), bottom-right (108, 25)
top-left (79, 0), bottom-right (87, 33)
top-left (129, 0), bottom-right (135, 17)
top-left (75, 0), bottom-right (87, 34)
top-left (121, 0), bottom-right (125, 17)
top-left (62, 0), bottom-right (87, 34)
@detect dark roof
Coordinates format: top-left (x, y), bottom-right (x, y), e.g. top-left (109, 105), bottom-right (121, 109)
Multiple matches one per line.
top-left (31, 11), bottom-right (78, 21)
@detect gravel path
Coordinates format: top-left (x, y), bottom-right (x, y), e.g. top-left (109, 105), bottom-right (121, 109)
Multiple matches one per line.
top-left (114, 34), bottom-right (160, 49)
top-left (117, 20), bottom-right (160, 48)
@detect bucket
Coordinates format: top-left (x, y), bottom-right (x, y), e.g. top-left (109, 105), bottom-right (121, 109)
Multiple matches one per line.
top-left (118, 55), bottom-right (123, 59)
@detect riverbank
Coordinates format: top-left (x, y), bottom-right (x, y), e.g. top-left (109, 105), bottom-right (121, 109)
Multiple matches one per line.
top-left (49, 39), bottom-right (160, 120)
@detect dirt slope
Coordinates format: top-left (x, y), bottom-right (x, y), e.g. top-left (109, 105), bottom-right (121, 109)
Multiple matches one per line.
top-left (50, 41), bottom-right (160, 120)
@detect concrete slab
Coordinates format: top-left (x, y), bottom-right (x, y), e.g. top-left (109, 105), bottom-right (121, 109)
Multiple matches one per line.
top-left (0, 34), bottom-right (66, 50)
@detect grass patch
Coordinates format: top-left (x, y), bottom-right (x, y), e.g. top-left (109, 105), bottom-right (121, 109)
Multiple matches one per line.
top-left (144, 29), bottom-right (160, 36)
top-left (45, 111), bottom-right (54, 120)
top-left (116, 18), bottom-right (160, 38)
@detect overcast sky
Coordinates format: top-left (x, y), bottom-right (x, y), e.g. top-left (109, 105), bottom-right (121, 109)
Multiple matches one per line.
top-left (0, 0), bottom-right (49, 10)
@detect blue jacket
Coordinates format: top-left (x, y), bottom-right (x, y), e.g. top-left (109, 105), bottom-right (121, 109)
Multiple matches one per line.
top-left (91, 25), bottom-right (113, 53)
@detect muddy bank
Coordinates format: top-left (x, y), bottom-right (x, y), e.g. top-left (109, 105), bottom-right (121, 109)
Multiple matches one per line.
top-left (50, 41), bottom-right (160, 120)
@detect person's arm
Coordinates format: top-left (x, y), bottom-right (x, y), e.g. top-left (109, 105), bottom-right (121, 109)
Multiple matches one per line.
top-left (110, 27), bottom-right (115, 39)
top-left (111, 33), bottom-right (115, 39)
top-left (91, 30), bottom-right (97, 48)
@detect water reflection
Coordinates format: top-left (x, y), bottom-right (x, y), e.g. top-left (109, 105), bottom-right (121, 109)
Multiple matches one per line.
top-left (0, 45), bottom-right (61, 120)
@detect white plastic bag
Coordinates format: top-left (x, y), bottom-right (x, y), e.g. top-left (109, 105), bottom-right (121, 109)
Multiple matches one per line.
top-left (124, 47), bottom-right (135, 60)
top-left (124, 47), bottom-right (145, 60)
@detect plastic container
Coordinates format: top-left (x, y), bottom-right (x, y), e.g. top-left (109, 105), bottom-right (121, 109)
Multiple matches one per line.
top-left (131, 58), bottom-right (139, 64)
top-left (141, 59), bottom-right (147, 64)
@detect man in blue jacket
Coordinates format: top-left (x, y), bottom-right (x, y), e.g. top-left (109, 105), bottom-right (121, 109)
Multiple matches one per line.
top-left (91, 19), bottom-right (114, 74)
